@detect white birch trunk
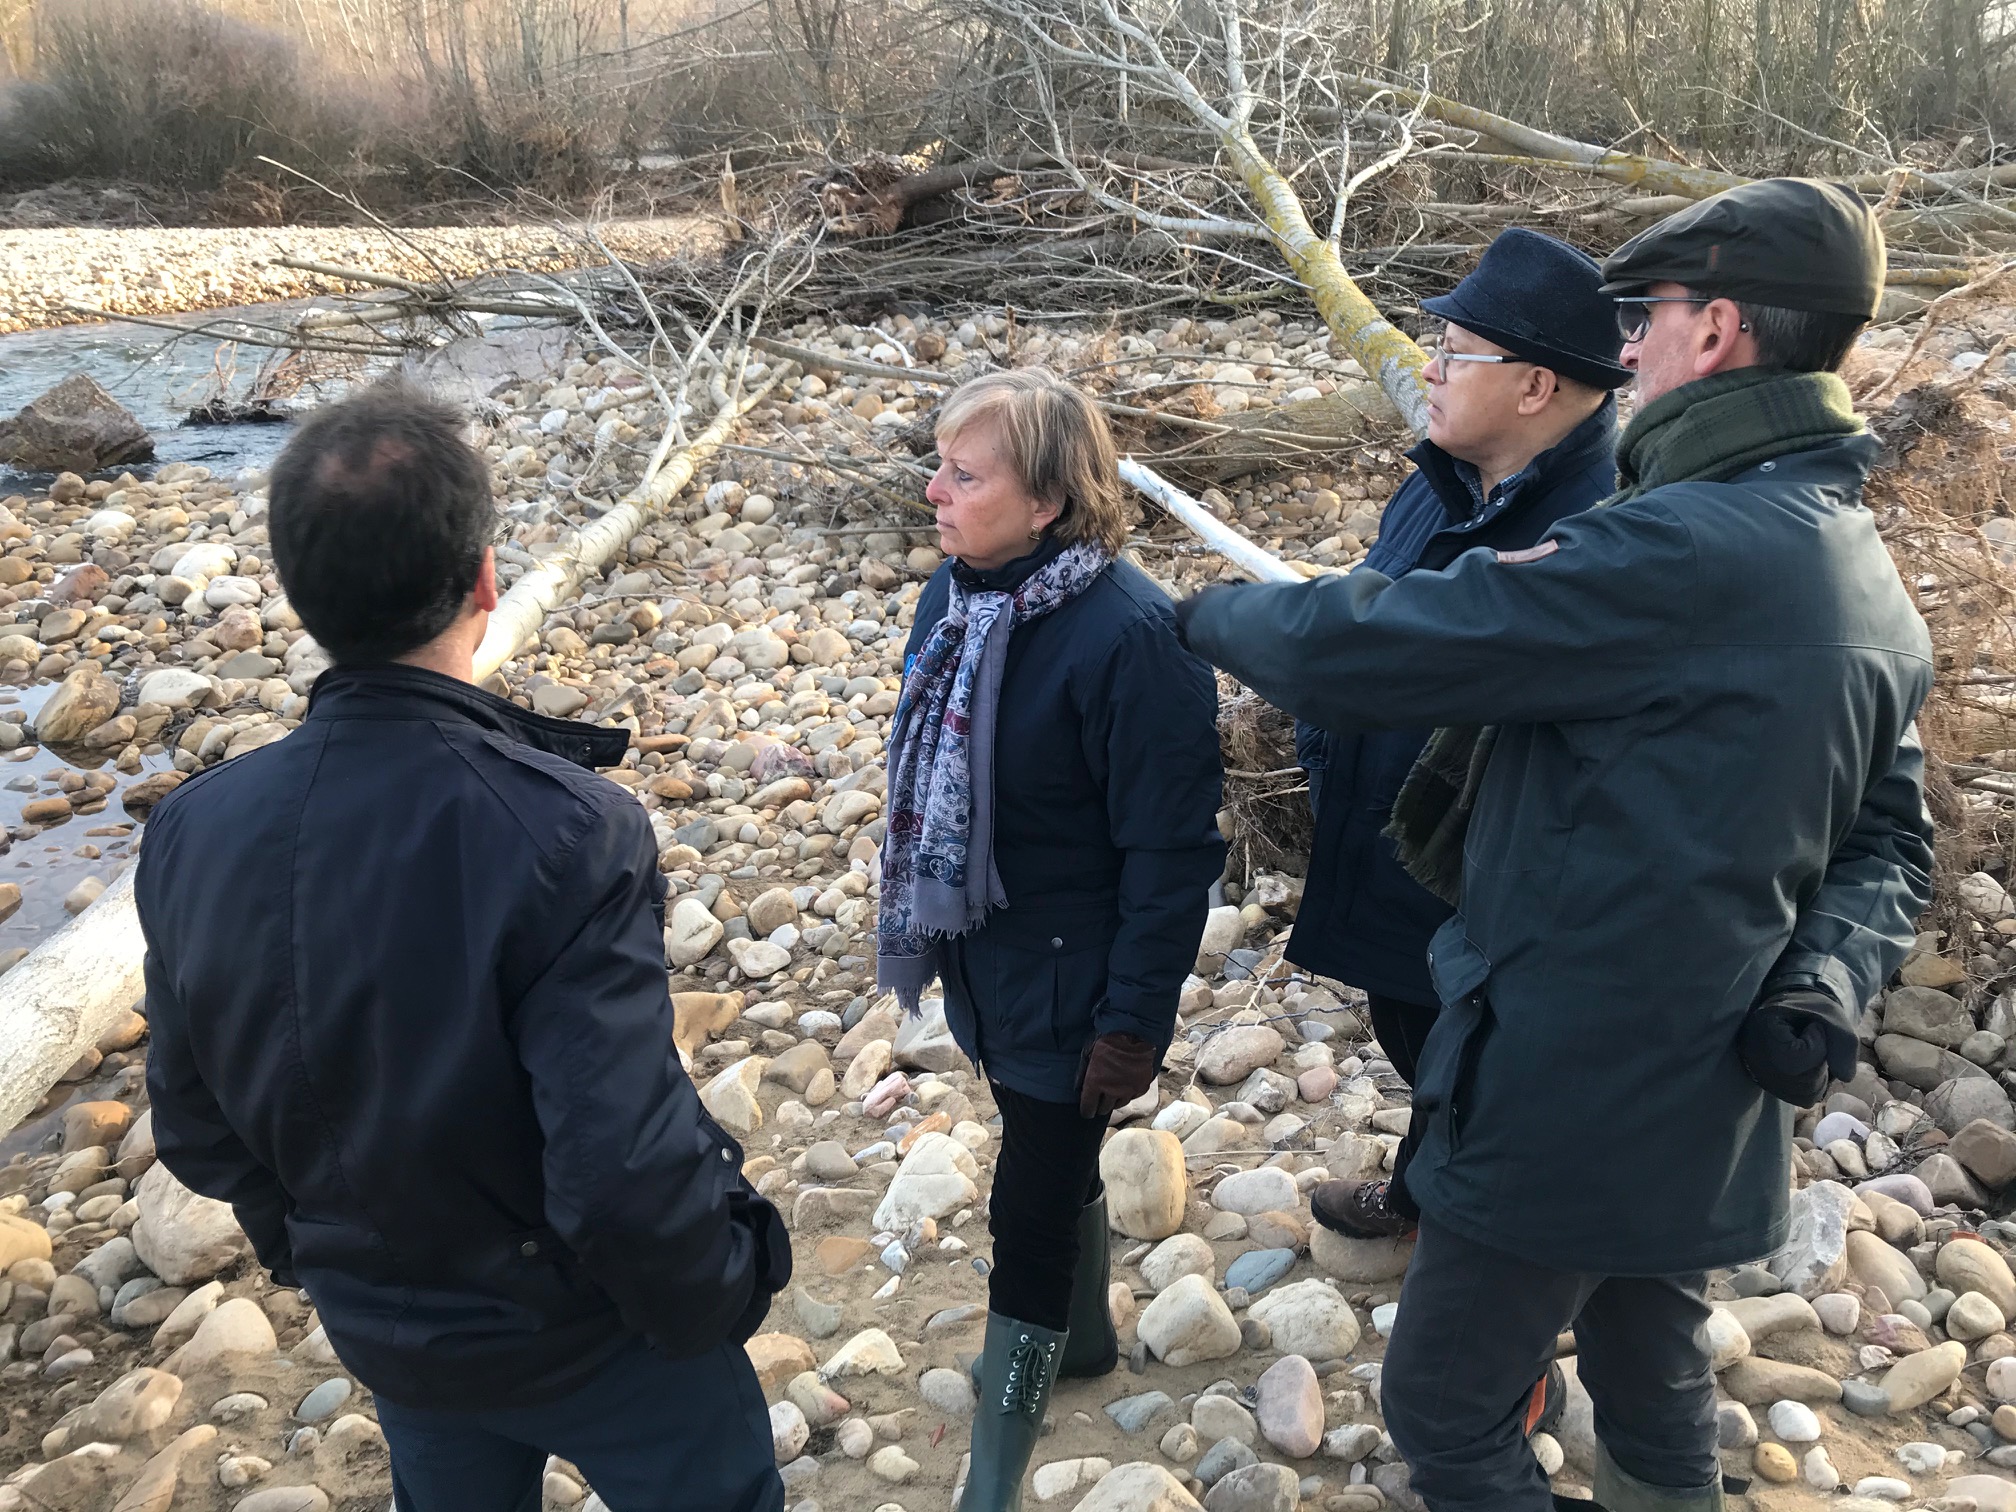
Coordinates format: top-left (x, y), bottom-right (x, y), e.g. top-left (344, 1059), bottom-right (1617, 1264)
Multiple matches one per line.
top-left (1119, 459), bottom-right (1302, 584)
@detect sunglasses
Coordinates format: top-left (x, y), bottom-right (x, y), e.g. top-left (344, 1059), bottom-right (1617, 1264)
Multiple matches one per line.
top-left (1614, 295), bottom-right (1712, 342)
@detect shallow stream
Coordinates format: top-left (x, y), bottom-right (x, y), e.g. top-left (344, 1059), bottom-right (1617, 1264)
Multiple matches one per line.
top-left (0, 313), bottom-right (298, 1108)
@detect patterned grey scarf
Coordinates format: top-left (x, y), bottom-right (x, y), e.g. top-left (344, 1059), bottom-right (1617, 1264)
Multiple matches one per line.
top-left (877, 541), bottom-right (1113, 1014)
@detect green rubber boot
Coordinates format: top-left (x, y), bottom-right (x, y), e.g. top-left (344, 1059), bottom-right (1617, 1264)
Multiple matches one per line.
top-left (1057, 1184), bottom-right (1117, 1378)
top-left (1591, 1442), bottom-right (1725, 1512)
top-left (957, 1313), bottom-right (1066, 1512)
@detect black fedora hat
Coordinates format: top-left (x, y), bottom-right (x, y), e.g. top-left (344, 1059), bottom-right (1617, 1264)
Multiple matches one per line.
top-left (1422, 227), bottom-right (1631, 390)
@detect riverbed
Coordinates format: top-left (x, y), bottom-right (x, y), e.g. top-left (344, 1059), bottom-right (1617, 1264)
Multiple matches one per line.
top-left (0, 310), bottom-right (324, 488)
top-left (0, 215), bottom-right (720, 335)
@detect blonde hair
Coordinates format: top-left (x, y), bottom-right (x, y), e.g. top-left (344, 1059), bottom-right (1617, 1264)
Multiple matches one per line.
top-left (935, 367), bottom-right (1131, 555)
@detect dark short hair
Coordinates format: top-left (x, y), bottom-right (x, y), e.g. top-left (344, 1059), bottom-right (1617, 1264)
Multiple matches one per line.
top-left (1730, 299), bottom-right (1867, 374)
top-left (268, 379), bottom-right (495, 664)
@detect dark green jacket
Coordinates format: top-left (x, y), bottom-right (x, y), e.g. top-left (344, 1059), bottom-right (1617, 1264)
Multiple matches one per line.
top-left (1185, 432), bottom-right (1934, 1274)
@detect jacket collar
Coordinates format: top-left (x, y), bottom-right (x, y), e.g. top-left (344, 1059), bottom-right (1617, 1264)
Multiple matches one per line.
top-left (305, 662), bottom-right (630, 771)
top-left (1408, 394), bottom-right (1618, 527)
top-left (949, 530), bottom-right (1067, 595)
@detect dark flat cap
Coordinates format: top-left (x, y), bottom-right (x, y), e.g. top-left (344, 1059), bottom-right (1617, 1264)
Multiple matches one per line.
top-left (1600, 178), bottom-right (1884, 317)
top-left (1421, 227), bottom-right (1630, 389)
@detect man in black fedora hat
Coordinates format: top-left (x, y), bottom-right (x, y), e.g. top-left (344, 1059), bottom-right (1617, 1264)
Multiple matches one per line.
top-left (1178, 180), bottom-right (1932, 1509)
top-left (1297, 227), bottom-right (1628, 1246)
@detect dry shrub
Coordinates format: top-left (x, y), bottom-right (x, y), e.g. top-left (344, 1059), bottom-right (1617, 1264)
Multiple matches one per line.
top-left (1217, 683), bottom-right (1313, 884)
top-left (8, 0), bottom-right (368, 192)
top-left (1865, 371), bottom-right (2016, 954)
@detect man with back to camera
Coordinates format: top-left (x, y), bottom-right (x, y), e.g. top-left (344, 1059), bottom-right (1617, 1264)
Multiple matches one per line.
top-left (135, 380), bottom-right (791, 1512)
top-left (1179, 181), bottom-right (1933, 1509)
top-left (1294, 227), bottom-right (1630, 1248)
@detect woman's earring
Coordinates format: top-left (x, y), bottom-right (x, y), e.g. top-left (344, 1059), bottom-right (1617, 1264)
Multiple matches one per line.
top-left (1029, 528), bottom-right (1042, 540)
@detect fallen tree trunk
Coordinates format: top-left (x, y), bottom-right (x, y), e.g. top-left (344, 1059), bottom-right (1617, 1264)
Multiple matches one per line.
top-left (1214, 123), bottom-right (1430, 436)
top-left (1335, 77), bottom-right (1748, 200)
top-left (475, 374), bottom-right (782, 673)
top-left (1343, 80), bottom-right (2016, 232)
top-left (1120, 459), bottom-right (1304, 583)
top-left (0, 369), bottom-right (781, 1136)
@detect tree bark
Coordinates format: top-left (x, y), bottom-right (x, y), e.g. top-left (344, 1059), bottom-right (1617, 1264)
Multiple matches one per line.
top-left (1216, 121), bottom-right (1431, 436)
top-left (1335, 74), bottom-right (1751, 199)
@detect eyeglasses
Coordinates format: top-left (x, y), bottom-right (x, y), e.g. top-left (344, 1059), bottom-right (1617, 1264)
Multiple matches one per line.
top-left (1614, 295), bottom-right (1712, 342)
top-left (1428, 349), bottom-right (1527, 379)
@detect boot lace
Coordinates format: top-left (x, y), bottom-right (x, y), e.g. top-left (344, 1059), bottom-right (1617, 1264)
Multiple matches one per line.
top-left (999, 1332), bottom-right (1058, 1415)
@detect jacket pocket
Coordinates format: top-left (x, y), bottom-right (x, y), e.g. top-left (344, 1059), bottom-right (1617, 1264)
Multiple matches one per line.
top-left (1410, 993), bottom-right (1495, 1162)
top-left (987, 935), bottom-right (1107, 1057)
top-left (969, 909), bottom-right (1115, 1062)
top-left (727, 1179), bottom-right (793, 1341)
top-left (490, 1226), bottom-right (608, 1327)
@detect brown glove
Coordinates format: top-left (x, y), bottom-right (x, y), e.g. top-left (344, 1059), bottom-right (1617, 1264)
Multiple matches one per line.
top-left (1079, 1032), bottom-right (1161, 1120)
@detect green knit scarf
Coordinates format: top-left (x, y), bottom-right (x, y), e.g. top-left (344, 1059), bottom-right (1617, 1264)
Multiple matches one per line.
top-left (1380, 368), bottom-right (1866, 906)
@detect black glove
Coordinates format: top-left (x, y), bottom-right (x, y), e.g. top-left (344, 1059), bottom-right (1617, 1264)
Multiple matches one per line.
top-left (1172, 585), bottom-right (1236, 651)
top-left (1736, 988), bottom-right (1857, 1107)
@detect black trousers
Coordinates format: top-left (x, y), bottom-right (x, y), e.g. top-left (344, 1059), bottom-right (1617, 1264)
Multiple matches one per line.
top-left (373, 1337), bottom-right (782, 1512)
top-left (988, 1080), bottom-right (1106, 1329)
top-left (1382, 1217), bottom-right (1719, 1511)
top-left (1365, 990), bottom-right (1439, 1219)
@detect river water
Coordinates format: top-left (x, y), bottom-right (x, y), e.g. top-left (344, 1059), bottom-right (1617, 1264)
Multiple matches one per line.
top-left (0, 303), bottom-right (351, 490)
top-left (0, 310), bottom-right (304, 942)
top-left (0, 310), bottom-right (319, 1151)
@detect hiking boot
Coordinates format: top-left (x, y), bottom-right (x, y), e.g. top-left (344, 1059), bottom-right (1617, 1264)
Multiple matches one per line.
top-left (1057, 1184), bottom-right (1118, 1379)
top-left (957, 1312), bottom-right (1066, 1512)
top-left (1309, 1179), bottom-right (1419, 1240)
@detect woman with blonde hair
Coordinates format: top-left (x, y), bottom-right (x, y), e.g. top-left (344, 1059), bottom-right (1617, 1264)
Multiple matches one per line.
top-left (879, 367), bottom-right (1224, 1510)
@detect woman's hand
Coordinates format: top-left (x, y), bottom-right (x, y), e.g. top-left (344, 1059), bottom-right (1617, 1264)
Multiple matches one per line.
top-left (1079, 1032), bottom-right (1161, 1120)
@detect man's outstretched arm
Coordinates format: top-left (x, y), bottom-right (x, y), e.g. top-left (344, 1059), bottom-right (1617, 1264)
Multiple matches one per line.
top-left (1180, 497), bottom-right (1698, 735)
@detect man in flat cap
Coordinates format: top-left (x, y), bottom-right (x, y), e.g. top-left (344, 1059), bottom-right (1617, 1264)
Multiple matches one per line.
top-left (1294, 229), bottom-right (1629, 1249)
top-left (1179, 180), bottom-right (1933, 1509)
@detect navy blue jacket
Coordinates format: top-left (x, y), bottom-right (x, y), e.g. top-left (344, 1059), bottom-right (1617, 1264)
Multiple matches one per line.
top-left (137, 664), bottom-right (789, 1410)
top-left (908, 539), bottom-right (1225, 1101)
top-left (1292, 400), bottom-right (1619, 1003)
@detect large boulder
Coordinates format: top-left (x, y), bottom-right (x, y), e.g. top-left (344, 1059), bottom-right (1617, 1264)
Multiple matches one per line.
top-left (1136, 1274), bottom-right (1241, 1367)
top-left (1937, 1237), bottom-right (2016, 1319)
top-left (1309, 1225), bottom-right (1413, 1283)
top-left (1072, 1463), bottom-right (1204, 1512)
top-left (871, 1131), bottom-right (979, 1230)
top-left (0, 1212), bottom-right (52, 1271)
top-left (1768, 1180), bottom-right (1854, 1297)
top-left (1881, 986), bottom-right (1973, 1048)
top-left (0, 373), bottom-right (153, 472)
top-left (1100, 1129), bottom-right (1187, 1240)
top-left (1246, 1279), bottom-right (1362, 1362)
top-left (1927, 1074), bottom-right (2015, 1134)
top-left (131, 1161), bottom-right (252, 1285)
top-left (72, 1367), bottom-right (182, 1443)
top-left (1875, 1033), bottom-right (1987, 1091)
top-left (34, 665), bottom-right (122, 746)
top-left (165, 1297), bottom-right (276, 1376)
top-left (1951, 1118), bottom-right (2016, 1188)
top-left (893, 997), bottom-right (965, 1073)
